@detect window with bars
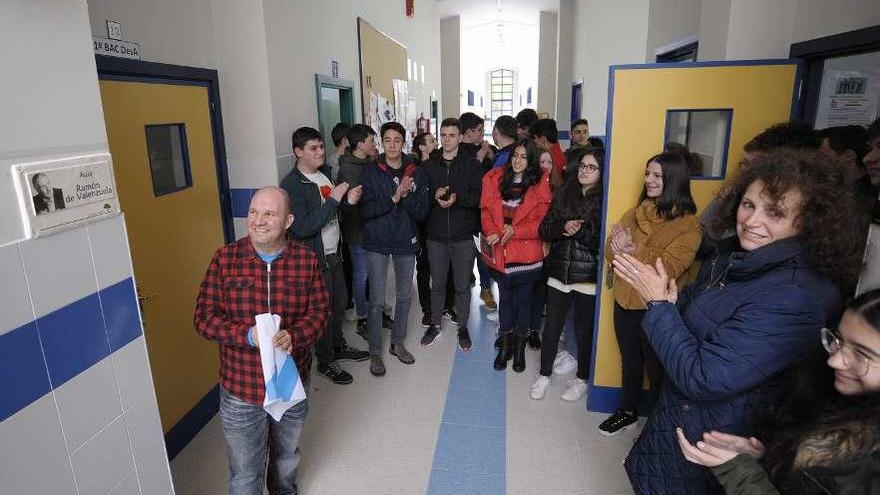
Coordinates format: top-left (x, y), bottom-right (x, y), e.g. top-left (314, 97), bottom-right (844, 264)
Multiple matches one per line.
top-left (487, 68), bottom-right (515, 138)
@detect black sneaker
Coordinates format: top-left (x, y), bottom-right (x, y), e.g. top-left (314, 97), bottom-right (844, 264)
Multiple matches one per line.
top-left (420, 313), bottom-right (432, 328)
top-left (420, 325), bottom-right (441, 347)
top-left (382, 312), bottom-right (394, 329)
top-left (527, 329), bottom-right (541, 350)
top-left (356, 318), bottom-right (367, 340)
top-left (334, 344), bottom-right (369, 362)
top-left (442, 308), bottom-right (459, 326)
top-left (598, 409), bottom-right (638, 436)
top-left (457, 327), bottom-right (472, 352)
top-left (389, 343), bottom-right (415, 364)
top-left (316, 362), bottom-right (353, 385)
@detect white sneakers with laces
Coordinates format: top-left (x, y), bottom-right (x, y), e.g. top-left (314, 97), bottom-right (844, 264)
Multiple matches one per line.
top-left (552, 350), bottom-right (577, 375)
top-left (530, 375), bottom-right (551, 400)
top-left (561, 377), bottom-right (588, 402)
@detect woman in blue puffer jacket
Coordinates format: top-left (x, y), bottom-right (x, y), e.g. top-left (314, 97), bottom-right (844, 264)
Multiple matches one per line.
top-left (610, 149), bottom-right (864, 494)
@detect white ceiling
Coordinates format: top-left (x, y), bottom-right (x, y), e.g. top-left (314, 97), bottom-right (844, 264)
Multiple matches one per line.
top-left (436, 0), bottom-right (559, 28)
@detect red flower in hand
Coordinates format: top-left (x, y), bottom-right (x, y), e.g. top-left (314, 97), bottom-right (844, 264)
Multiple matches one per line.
top-left (320, 185), bottom-right (332, 198)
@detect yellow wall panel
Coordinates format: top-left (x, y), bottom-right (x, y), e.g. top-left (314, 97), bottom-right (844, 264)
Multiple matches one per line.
top-left (591, 63), bottom-right (799, 393)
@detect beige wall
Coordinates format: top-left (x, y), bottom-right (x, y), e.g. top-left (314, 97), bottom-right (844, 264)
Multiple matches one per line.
top-left (537, 11), bottom-right (559, 117)
top-left (264, 0), bottom-right (442, 180)
top-left (441, 16), bottom-right (461, 119)
top-left (646, 0), bottom-right (702, 61)
top-left (570, 0), bottom-right (651, 135)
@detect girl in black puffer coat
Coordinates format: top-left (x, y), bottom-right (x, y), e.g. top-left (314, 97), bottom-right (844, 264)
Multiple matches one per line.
top-left (529, 146), bottom-right (604, 401)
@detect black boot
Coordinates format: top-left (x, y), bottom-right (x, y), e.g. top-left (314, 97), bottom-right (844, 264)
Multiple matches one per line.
top-left (494, 333), bottom-right (513, 370)
top-left (512, 334), bottom-right (527, 373)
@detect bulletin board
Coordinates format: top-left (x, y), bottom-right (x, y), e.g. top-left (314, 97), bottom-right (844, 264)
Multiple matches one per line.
top-left (357, 17), bottom-right (408, 129)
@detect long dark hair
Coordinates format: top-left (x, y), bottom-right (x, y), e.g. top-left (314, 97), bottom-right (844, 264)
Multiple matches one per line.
top-left (710, 149), bottom-right (863, 292)
top-left (638, 151), bottom-right (697, 219)
top-left (500, 140), bottom-right (542, 200)
top-left (551, 146), bottom-right (604, 220)
top-left (758, 288), bottom-right (880, 487)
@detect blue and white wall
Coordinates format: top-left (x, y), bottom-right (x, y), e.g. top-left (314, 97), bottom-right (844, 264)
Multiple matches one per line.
top-left (0, 1), bottom-right (173, 493)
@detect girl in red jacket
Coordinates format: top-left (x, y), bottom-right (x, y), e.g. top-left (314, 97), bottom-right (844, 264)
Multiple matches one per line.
top-left (481, 140), bottom-right (552, 372)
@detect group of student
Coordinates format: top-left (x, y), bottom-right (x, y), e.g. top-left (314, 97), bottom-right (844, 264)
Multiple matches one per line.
top-left (280, 109), bottom-right (880, 494)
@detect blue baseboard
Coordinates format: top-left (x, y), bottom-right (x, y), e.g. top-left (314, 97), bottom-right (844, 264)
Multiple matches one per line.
top-left (164, 384), bottom-right (220, 460)
top-left (587, 385), bottom-right (655, 417)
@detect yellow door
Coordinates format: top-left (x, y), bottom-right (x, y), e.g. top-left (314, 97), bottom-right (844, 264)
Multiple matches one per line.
top-left (589, 61), bottom-right (801, 412)
top-left (99, 80), bottom-right (224, 432)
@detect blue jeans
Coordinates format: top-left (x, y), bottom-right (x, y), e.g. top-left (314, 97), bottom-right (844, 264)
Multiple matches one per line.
top-left (349, 244), bottom-right (369, 318)
top-left (219, 386), bottom-right (308, 495)
top-left (494, 268), bottom-right (544, 337)
top-left (476, 252), bottom-right (494, 290)
top-left (366, 251), bottom-right (415, 354)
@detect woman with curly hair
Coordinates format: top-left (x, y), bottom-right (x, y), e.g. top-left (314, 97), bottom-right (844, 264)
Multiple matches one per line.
top-left (612, 149), bottom-right (863, 494)
top-left (677, 286), bottom-right (880, 495)
top-left (481, 140), bottom-right (552, 373)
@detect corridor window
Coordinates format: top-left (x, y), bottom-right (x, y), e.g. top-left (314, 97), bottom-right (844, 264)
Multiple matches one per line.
top-left (664, 109), bottom-right (732, 178)
top-left (487, 68), bottom-right (514, 139)
top-left (145, 124), bottom-right (192, 196)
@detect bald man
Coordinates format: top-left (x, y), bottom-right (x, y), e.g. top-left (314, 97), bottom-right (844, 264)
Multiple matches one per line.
top-left (194, 186), bottom-right (329, 494)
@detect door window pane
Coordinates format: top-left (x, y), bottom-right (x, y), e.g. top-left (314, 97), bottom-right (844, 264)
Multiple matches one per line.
top-left (145, 124), bottom-right (192, 196)
top-left (664, 109), bottom-right (732, 178)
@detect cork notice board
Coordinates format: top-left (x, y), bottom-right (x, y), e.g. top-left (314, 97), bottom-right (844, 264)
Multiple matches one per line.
top-left (357, 17), bottom-right (408, 127)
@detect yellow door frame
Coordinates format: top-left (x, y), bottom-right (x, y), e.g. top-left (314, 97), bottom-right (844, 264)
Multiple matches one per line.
top-left (96, 55), bottom-right (234, 459)
top-left (587, 59), bottom-right (805, 413)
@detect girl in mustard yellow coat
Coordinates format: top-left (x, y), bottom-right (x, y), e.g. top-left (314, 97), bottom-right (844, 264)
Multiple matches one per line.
top-left (599, 151), bottom-right (701, 436)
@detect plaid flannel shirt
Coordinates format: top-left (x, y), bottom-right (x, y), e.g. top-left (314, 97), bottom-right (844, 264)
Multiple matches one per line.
top-left (194, 236), bottom-right (329, 405)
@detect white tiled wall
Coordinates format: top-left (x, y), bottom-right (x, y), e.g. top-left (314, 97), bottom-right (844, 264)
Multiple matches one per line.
top-left (0, 218), bottom-right (174, 495)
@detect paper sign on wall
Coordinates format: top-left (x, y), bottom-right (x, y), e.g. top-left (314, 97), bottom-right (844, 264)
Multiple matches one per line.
top-left (13, 153), bottom-right (121, 238)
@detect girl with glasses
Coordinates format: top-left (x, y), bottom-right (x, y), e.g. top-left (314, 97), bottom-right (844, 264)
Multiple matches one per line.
top-left (677, 287), bottom-right (880, 494)
top-left (529, 146), bottom-right (605, 401)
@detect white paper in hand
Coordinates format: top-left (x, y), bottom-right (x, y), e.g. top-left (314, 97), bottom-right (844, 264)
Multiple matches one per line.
top-left (255, 313), bottom-right (307, 422)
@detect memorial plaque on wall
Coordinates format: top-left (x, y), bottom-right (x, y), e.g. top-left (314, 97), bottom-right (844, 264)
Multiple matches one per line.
top-left (13, 153), bottom-right (121, 238)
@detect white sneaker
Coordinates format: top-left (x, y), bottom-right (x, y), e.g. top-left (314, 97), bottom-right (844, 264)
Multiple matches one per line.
top-left (552, 351), bottom-right (577, 375)
top-left (530, 375), bottom-right (551, 400)
top-left (561, 377), bottom-right (588, 402)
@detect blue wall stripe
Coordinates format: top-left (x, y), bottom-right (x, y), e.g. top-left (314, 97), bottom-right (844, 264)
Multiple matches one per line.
top-left (38, 293), bottom-right (109, 388)
top-left (427, 311), bottom-right (506, 495)
top-left (230, 188), bottom-right (256, 218)
top-left (0, 322), bottom-right (51, 422)
top-left (101, 278), bottom-right (143, 353)
top-left (0, 277), bottom-right (141, 421)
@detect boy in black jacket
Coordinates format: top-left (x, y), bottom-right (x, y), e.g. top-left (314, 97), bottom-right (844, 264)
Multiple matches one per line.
top-left (420, 118), bottom-right (483, 351)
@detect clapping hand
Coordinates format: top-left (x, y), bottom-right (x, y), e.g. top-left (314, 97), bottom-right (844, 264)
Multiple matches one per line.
top-left (393, 176), bottom-right (413, 202)
top-left (610, 224), bottom-right (636, 255)
top-left (676, 428), bottom-right (765, 467)
top-left (347, 185), bottom-right (363, 205)
top-left (330, 182), bottom-right (350, 202)
top-left (500, 225), bottom-right (514, 245)
top-left (612, 254), bottom-right (677, 304)
top-left (563, 219), bottom-right (584, 236)
top-left (485, 233), bottom-right (500, 245)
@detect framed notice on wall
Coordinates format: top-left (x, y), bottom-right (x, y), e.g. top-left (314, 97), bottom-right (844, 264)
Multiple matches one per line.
top-left (13, 153), bottom-right (121, 238)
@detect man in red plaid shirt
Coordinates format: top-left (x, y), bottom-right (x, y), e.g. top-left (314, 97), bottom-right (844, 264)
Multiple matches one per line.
top-left (194, 186), bottom-right (328, 494)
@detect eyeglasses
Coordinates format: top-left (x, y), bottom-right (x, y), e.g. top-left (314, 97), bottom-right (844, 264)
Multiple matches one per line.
top-left (821, 327), bottom-right (875, 377)
top-left (578, 163), bottom-right (600, 173)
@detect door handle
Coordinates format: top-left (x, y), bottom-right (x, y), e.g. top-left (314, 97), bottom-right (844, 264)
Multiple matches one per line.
top-left (135, 285), bottom-right (154, 327)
